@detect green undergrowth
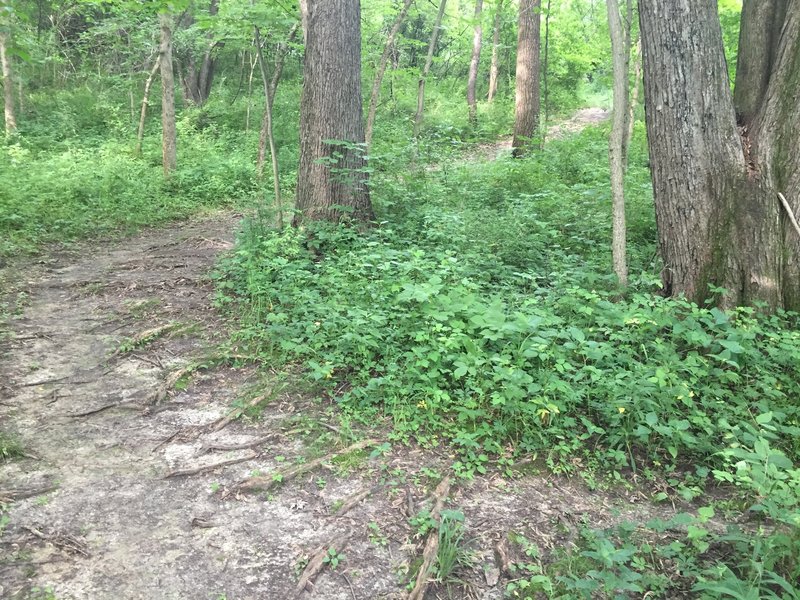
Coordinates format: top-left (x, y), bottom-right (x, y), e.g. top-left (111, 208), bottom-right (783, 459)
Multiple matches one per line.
top-left (218, 125), bottom-right (800, 595)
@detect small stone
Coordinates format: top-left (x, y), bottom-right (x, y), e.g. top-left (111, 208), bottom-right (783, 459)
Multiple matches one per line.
top-left (485, 566), bottom-right (501, 587)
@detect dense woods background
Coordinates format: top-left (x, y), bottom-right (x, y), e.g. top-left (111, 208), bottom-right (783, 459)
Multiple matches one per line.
top-left (2, 0), bottom-right (800, 597)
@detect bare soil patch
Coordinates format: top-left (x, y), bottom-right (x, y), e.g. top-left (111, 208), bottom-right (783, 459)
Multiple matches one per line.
top-left (2, 210), bottom-right (678, 600)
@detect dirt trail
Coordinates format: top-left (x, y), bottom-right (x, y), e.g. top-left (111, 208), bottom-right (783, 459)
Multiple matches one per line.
top-left (1, 213), bottom-right (670, 600)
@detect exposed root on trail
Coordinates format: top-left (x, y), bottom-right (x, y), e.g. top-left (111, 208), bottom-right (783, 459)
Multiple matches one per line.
top-left (334, 485), bottom-right (381, 518)
top-left (0, 485), bottom-right (58, 504)
top-left (407, 476), bottom-right (451, 600)
top-left (233, 438), bottom-right (379, 494)
top-left (164, 449), bottom-right (259, 479)
top-left (294, 531), bottom-right (351, 597)
top-left (199, 434), bottom-right (277, 454)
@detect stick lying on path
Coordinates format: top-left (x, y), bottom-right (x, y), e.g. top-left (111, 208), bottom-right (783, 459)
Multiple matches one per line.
top-left (334, 484), bottom-right (382, 518)
top-left (408, 476), bottom-right (452, 600)
top-left (235, 438), bottom-right (379, 494)
top-left (294, 532), bottom-right (351, 598)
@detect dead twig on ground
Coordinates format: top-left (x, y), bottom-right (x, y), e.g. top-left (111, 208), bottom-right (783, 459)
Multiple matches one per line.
top-left (67, 400), bottom-right (137, 418)
top-left (294, 532), bottom-right (351, 597)
top-left (23, 525), bottom-right (91, 557)
top-left (408, 476), bottom-right (451, 600)
top-left (236, 439), bottom-right (378, 494)
top-left (164, 450), bottom-right (258, 479)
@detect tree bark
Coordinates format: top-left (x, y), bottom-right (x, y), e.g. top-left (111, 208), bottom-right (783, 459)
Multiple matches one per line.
top-left (159, 13), bottom-right (177, 176)
top-left (511, 0), bottom-right (541, 157)
top-left (413, 0), bottom-right (448, 139)
top-left (639, 0), bottom-right (800, 310)
top-left (606, 0), bottom-right (629, 287)
top-left (365, 0), bottom-right (414, 148)
top-left (258, 22), bottom-right (299, 175)
top-left (254, 27), bottom-right (283, 228)
top-left (179, 0), bottom-right (220, 107)
top-left (466, 0), bottom-right (484, 125)
top-left (734, 0), bottom-right (789, 128)
top-left (294, 0), bottom-right (373, 225)
top-left (487, 0), bottom-right (503, 103)
top-left (136, 57), bottom-right (160, 156)
top-left (0, 31), bottom-right (17, 135)
top-left (623, 38), bottom-right (641, 168)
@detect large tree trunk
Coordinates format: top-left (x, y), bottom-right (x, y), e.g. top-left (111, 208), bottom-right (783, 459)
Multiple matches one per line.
top-left (511, 0), bottom-right (541, 157)
top-left (179, 0), bottom-right (220, 107)
top-left (413, 0), bottom-right (448, 139)
top-left (0, 31), bottom-right (17, 135)
top-left (466, 0), bottom-right (484, 125)
top-left (294, 0), bottom-right (373, 225)
top-left (606, 0), bottom-right (629, 287)
top-left (734, 0), bottom-right (788, 128)
top-left (639, 0), bottom-right (800, 310)
top-left (365, 0), bottom-right (414, 148)
top-left (487, 0), bottom-right (503, 102)
top-left (159, 13), bottom-right (177, 176)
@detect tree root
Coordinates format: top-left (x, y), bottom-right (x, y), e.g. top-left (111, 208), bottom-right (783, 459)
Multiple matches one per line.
top-left (164, 450), bottom-right (258, 479)
top-left (0, 485), bottom-right (58, 504)
top-left (234, 438), bottom-right (378, 494)
top-left (200, 434), bottom-right (277, 454)
top-left (408, 476), bottom-right (451, 600)
top-left (294, 531), bottom-right (351, 597)
top-left (334, 484), bottom-right (381, 517)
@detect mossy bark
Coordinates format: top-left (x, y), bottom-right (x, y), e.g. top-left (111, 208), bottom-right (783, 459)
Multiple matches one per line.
top-left (639, 0), bottom-right (800, 311)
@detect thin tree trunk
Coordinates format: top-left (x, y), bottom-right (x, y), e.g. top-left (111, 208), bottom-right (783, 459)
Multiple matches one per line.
top-left (257, 22), bottom-right (299, 173)
top-left (606, 0), bottom-right (629, 287)
top-left (487, 0), bottom-right (503, 102)
top-left (159, 13), bottom-right (177, 176)
top-left (511, 0), bottom-right (541, 157)
top-left (136, 57), bottom-right (160, 156)
top-left (245, 51), bottom-right (257, 133)
top-left (466, 0), bottom-right (484, 125)
top-left (0, 31), bottom-right (17, 135)
top-left (365, 0), bottom-right (414, 148)
top-left (180, 0), bottom-right (220, 106)
top-left (294, 0), bottom-right (373, 225)
top-left (623, 38), bottom-right (641, 168)
top-left (413, 0), bottom-right (448, 139)
top-left (254, 27), bottom-right (283, 229)
top-left (540, 0), bottom-right (550, 148)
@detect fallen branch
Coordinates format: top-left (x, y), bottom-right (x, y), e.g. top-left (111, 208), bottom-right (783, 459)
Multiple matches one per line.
top-left (208, 393), bottom-right (272, 433)
top-left (294, 532), bottom-right (351, 597)
top-left (408, 476), bottom-right (451, 600)
top-left (144, 365), bottom-right (197, 408)
top-left (778, 192), bottom-right (800, 239)
top-left (236, 439), bottom-right (378, 493)
top-left (164, 450), bottom-right (258, 479)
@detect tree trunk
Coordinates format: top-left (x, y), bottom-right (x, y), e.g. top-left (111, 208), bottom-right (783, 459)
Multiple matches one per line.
top-left (294, 0), bottom-right (373, 225)
top-left (639, 0), bottom-right (800, 310)
top-left (257, 22), bottom-right (299, 175)
top-left (413, 0), bottom-right (448, 139)
top-left (159, 13), bottom-right (177, 176)
top-left (0, 31), bottom-right (17, 135)
top-left (254, 27), bottom-right (283, 229)
top-left (540, 0), bottom-right (550, 147)
top-left (466, 0), bottom-right (484, 125)
top-left (136, 57), bottom-right (160, 156)
top-left (511, 0), bottom-right (541, 157)
top-left (487, 0), bottom-right (503, 102)
top-left (623, 38), bottom-right (641, 168)
top-left (606, 0), bottom-right (629, 287)
top-left (180, 0), bottom-right (220, 107)
top-left (734, 0), bottom-right (788, 128)
top-left (365, 0), bottom-right (414, 148)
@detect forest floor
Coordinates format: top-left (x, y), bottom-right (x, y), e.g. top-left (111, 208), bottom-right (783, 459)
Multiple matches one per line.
top-left (1, 108), bottom-right (675, 600)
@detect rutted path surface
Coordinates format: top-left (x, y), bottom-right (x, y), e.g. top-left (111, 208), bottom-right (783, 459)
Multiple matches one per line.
top-left (1, 213), bottom-right (671, 600)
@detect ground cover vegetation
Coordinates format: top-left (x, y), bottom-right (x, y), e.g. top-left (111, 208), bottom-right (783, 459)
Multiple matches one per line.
top-left (2, 0), bottom-right (799, 596)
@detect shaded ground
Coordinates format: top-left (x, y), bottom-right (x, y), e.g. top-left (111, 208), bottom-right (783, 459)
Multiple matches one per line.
top-left (1, 145), bottom-right (678, 599)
